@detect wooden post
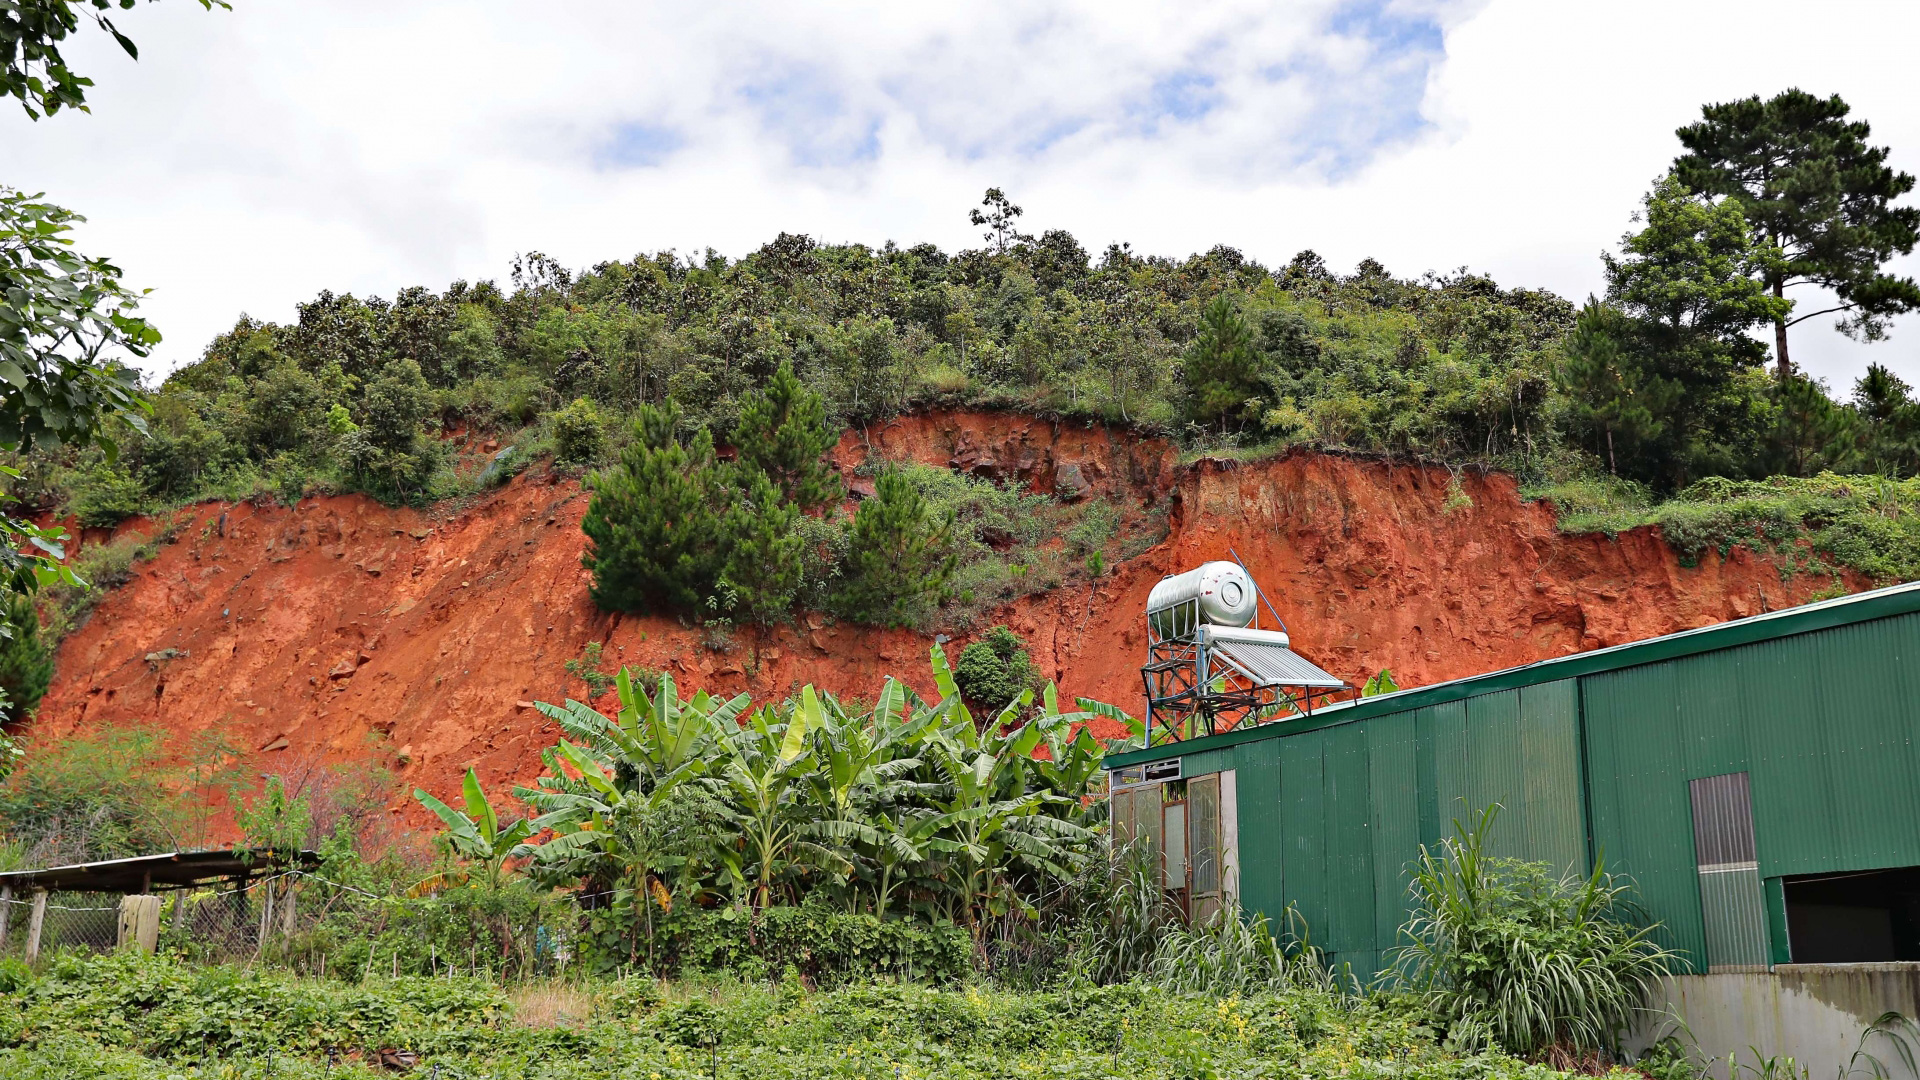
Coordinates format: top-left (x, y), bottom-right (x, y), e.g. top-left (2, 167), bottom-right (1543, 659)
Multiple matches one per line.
top-left (280, 879), bottom-right (297, 936)
top-left (171, 888), bottom-right (190, 933)
top-left (117, 895), bottom-right (162, 954)
top-left (0, 884), bottom-right (12, 951)
top-left (24, 890), bottom-right (47, 965)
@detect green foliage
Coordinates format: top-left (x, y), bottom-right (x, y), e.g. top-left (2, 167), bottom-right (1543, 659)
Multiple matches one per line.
top-left (1362, 669), bottom-right (1399, 697)
top-left (504, 655), bottom-right (1123, 957)
top-left (66, 461), bottom-right (144, 526)
top-left (1532, 470), bottom-right (1920, 583)
top-left (0, 726), bottom-right (185, 864)
top-left (0, 951), bottom-right (1575, 1080)
top-left (563, 640), bottom-right (615, 698)
top-left (832, 469), bottom-right (955, 627)
top-left (1393, 805), bottom-right (1676, 1058)
top-left (590, 902), bottom-right (974, 984)
top-left (0, 593), bottom-right (52, 719)
top-left (719, 467), bottom-right (804, 622)
top-left (0, 186), bottom-right (156, 604)
top-left (1674, 89), bottom-right (1920, 375)
top-left (0, 1), bottom-right (230, 119)
top-left (235, 775), bottom-right (313, 859)
top-left (1183, 295), bottom-right (1262, 428)
top-left (1576, 177), bottom-right (1791, 491)
top-left (412, 767), bottom-right (531, 890)
top-left (953, 624), bottom-right (1038, 712)
top-left (548, 395), bottom-right (606, 465)
top-left (582, 405), bottom-right (727, 615)
top-left (732, 361), bottom-right (842, 510)
top-left (36, 523), bottom-right (168, 641)
top-left (1147, 904), bottom-right (1340, 997)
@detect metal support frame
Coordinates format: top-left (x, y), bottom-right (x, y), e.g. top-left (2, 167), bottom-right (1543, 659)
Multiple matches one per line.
top-left (1141, 593), bottom-right (1348, 747)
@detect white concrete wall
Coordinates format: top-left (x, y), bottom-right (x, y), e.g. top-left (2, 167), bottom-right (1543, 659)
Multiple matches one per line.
top-left (1632, 965), bottom-right (1920, 1080)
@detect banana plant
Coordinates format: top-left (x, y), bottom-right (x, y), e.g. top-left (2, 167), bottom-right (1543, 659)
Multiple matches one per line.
top-left (532, 668), bottom-right (743, 800)
top-left (714, 691), bottom-right (849, 910)
top-left (413, 768), bottom-right (532, 890)
top-left (916, 691), bottom-right (1094, 933)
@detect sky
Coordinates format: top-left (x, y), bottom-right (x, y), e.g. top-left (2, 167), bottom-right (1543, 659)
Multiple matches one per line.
top-left (8, 0), bottom-right (1920, 392)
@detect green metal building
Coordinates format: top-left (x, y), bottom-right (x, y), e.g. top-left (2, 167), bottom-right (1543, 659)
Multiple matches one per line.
top-left (1104, 580), bottom-right (1920, 978)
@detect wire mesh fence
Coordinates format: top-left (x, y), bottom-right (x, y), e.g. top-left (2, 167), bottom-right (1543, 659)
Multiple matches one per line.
top-left (0, 869), bottom-right (573, 976)
top-left (0, 890), bottom-right (123, 956)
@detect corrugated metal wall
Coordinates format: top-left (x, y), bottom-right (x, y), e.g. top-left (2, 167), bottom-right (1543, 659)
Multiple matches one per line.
top-left (1180, 680), bottom-right (1586, 976)
top-left (1171, 608), bottom-right (1920, 977)
top-left (1583, 609), bottom-right (1920, 971)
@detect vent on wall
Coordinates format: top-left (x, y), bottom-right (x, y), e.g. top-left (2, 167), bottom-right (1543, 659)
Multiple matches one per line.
top-left (1689, 772), bottom-right (1770, 971)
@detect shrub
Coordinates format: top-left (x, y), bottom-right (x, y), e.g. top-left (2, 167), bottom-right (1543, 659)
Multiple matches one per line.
top-left (0, 727), bottom-right (185, 864)
top-left (549, 396), bottom-right (606, 465)
top-left (69, 463), bottom-right (145, 527)
top-left (952, 624), bottom-right (1037, 712)
top-left (581, 404), bottom-right (728, 615)
top-left (1393, 804), bottom-right (1676, 1058)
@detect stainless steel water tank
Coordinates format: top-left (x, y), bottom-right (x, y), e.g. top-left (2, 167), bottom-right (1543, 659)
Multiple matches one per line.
top-left (1146, 561), bottom-right (1258, 638)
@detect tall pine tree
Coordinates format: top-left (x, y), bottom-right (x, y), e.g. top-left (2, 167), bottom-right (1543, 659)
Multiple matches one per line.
top-left (1674, 89), bottom-right (1920, 379)
top-left (719, 468), bottom-right (804, 622)
top-left (581, 403), bottom-right (727, 615)
top-left (832, 470), bottom-right (954, 628)
top-left (1181, 296), bottom-right (1261, 429)
top-left (732, 362), bottom-right (842, 510)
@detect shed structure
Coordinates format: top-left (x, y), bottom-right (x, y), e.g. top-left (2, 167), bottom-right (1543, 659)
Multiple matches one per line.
top-left (1105, 579), bottom-right (1920, 980)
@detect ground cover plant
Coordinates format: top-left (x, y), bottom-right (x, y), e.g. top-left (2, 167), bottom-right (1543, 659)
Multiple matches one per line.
top-left (0, 952), bottom-right (1605, 1080)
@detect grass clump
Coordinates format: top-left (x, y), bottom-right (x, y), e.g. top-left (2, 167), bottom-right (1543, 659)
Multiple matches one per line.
top-left (1394, 806), bottom-right (1675, 1061)
top-left (1530, 471), bottom-right (1920, 583)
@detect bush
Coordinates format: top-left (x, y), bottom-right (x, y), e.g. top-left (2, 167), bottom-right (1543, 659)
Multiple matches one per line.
top-left (0, 727), bottom-right (186, 864)
top-left (952, 624), bottom-right (1037, 712)
top-left (68, 463), bottom-right (145, 527)
top-left (581, 404), bottom-right (728, 615)
top-left (581, 903), bottom-right (974, 984)
top-left (832, 470), bottom-right (955, 628)
top-left (549, 396), bottom-right (606, 465)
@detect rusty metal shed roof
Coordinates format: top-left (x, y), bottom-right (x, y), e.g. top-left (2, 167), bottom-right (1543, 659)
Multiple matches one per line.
top-left (0, 849), bottom-right (319, 893)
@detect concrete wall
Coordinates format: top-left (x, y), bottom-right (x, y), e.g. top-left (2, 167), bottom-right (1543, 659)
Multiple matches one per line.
top-left (1633, 965), bottom-right (1920, 1080)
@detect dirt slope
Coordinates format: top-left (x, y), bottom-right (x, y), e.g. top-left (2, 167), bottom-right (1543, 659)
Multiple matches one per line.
top-left (26, 411), bottom-right (1851, 823)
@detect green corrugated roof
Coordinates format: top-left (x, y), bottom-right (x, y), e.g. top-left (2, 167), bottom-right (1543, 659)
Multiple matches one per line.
top-left (1105, 578), bottom-right (1920, 769)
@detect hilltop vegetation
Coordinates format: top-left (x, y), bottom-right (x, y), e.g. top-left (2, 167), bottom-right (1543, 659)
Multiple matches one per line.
top-left (13, 104), bottom-right (1920, 632)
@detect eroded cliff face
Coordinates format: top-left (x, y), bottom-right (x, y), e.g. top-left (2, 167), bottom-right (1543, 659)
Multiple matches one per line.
top-left (27, 412), bottom-right (1849, 822)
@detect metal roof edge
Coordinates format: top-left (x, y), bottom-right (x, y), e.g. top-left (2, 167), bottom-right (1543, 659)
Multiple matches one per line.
top-left (1106, 578), bottom-right (1920, 769)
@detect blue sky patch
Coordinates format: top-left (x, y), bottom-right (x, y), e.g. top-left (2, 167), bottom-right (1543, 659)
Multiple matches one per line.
top-left (596, 122), bottom-right (685, 169)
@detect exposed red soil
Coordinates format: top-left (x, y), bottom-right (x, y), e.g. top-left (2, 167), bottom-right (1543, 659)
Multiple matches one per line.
top-left (24, 411), bottom-right (1856, 828)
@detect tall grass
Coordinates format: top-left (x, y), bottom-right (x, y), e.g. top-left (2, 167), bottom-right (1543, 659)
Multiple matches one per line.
top-left (1392, 804), bottom-right (1676, 1060)
top-left (1147, 903), bottom-right (1341, 996)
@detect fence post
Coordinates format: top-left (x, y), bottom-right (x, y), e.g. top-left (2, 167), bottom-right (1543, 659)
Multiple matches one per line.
top-left (280, 878), bottom-right (297, 936)
top-left (118, 895), bottom-right (162, 954)
top-left (24, 890), bottom-right (47, 965)
top-left (0, 884), bottom-right (11, 951)
top-left (171, 888), bottom-right (190, 932)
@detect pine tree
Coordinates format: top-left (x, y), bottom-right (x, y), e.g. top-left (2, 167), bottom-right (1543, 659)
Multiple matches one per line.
top-left (719, 468), bottom-right (804, 622)
top-left (0, 594), bottom-right (52, 721)
top-left (1555, 299), bottom-right (1673, 476)
top-left (732, 362), bottom-right (842, 510)
top-left (581, 404), bottom-right (726, 615)
top-left (1675, 89), bottom-right (1920, 379)
top-left (1181, 296), bottom-right (1261, 428)
top-left (832, 470), bottom-right (954, 628)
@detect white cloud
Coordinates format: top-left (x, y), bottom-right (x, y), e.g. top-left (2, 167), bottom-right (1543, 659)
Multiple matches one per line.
top-left (5, 0), bottom-right (1920, 393)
